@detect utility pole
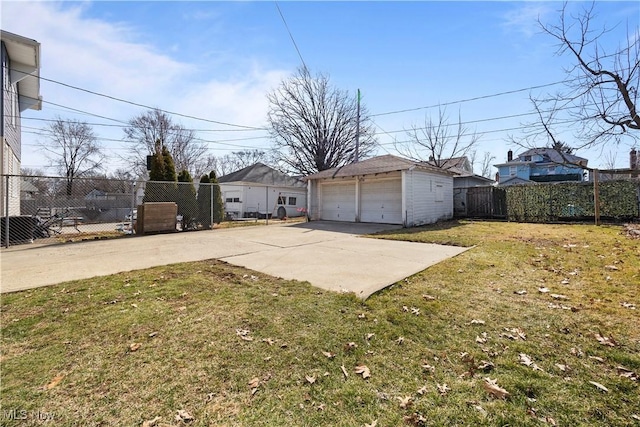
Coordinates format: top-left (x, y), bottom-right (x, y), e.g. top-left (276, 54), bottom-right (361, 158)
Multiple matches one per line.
top-left (354, 88), bottom-right (360, 163)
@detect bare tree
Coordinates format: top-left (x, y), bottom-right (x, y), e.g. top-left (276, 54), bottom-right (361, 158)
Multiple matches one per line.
top-left (210, 149), bottom-right (274, 177)
top-left (529, 2), bottom-right (639, 150)
top-left (42, 117), bottom-right (104, 195)
top-left (123, 108), bottom-right (207, 177)
top-left (267, 67), bottom-right (377, 175)
top-left (395, 107), bottom-right (481, 168)
top-left (478, 151), bottom-right (497, 179)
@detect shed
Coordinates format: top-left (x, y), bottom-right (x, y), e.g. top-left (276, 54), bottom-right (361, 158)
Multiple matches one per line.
top-left (304, 155), bottom-right (454, 226)
top-left (218, 163), bottom-right (307, 219)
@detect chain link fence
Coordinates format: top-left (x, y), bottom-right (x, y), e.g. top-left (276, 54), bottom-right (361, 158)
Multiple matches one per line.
top-left (1, 175), bottom-right (308, 248)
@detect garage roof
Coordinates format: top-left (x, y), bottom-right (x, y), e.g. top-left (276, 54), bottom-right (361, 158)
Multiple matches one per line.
top-left (219, 163), bottom-right (305, 188)
top-left (305, 154), bottom-right (454, 180)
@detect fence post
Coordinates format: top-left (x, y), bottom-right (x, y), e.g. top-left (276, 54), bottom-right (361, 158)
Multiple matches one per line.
top-left (4, 175), bottom-right (9, 248)
top-left (210, 183), bottom-right (213, 229)
top-left (593, 169), bottom-right (601, 226)
top-left (265, 186), bottom-right (269, 225)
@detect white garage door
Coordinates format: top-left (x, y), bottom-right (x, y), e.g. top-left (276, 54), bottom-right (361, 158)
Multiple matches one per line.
top-left (321, 183), bottom-right (356, 222)
top-left (360, 179), bottom-right (403, 224)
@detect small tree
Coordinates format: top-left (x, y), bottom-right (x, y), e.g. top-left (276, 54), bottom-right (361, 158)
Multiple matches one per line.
top-left (144, 141), bottom-right (178, 203)
top-left (197, 173), bottom-right (212, 229)
top-left (177, 170), bottom-right (198, 230)
top-left (209, 171), bottom-right (224, 224)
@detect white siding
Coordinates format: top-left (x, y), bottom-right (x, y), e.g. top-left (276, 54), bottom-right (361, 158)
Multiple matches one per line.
top-left (220, 183), bottom-right (307, 218)
top-left (405, 170), bottom-right (453, 227)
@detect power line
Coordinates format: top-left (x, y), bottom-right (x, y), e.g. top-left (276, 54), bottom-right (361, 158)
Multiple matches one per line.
top-left (13, 68), bottom-right (268, 130)
top-left (274, 1), bottom-right (308, 72)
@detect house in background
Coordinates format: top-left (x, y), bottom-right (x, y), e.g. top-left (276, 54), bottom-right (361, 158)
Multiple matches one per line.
top-left (218, 163), bottom-right (307, 219)
top-left (305, 154), bottom-right (454, 226)
top-left (589, 148), bottom-right (639, 182)
top-left (1, 30), bottom-right (42, 215)
top-left (436, 156), bottom-right (496, 217)
top-left (494, 148), bottom-right (588, 186)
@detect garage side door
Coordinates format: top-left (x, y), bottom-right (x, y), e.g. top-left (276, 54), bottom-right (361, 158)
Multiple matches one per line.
top-left (360, 179), bottom-right (403, 224)
top-left (320, 183), bottom-right (356, 222)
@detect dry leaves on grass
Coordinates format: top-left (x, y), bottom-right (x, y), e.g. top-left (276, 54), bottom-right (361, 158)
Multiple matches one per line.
top-left (594, 333), bottom-right (617, 347)
top-left (620, 302), bottom-right (637, 309)
top-left (43, 373), bottom-right (65, 390)
top-left (344, 342), bottom-right (358, 351)
top-left (363, 420), bottom-right (378, 427)
top-left (262, 338), bottom-right (275, 346)
top-left (482, 378), bottom-right (510, 399)
top-left (519, 353), bottom-right (544, 371)
top-left (129, 343), bottom-right (142, 352)
top-left (469, 319), bottom-right (486, 325)
top-left (248, 377), bottom-right (261, 395)
top-left (322, 351), bottom-right (336, 359)
top-left (397, 396), bottom-right (413, 409)
top-left (589, 381), bottom-right (609, 393)
top-left (175, 409), bottom-right (194, 422)
top-left (501, 327), bottom-right (526, 341)
top-left (355, 365), bottom-right (371, 379)
top-left (305, 375), bottom-right (316, 385)
top-left (236, 329), bottom-right (253, 342)
top-left (437, 383), bottom-right (451, 395)
top-left (617, 366), bottom-right (639, 381)
top-left (141, 416), bottom-right (161, 427)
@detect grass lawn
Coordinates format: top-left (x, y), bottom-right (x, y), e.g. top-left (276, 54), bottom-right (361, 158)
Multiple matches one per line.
top-left (1, 220), bottom-right (638, 426)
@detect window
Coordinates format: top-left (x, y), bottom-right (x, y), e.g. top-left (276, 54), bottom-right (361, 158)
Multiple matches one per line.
top-left (435, 183), bottom-right (444, 202)
top-left (225, 197), bottom-right (233, 203)
top-left (278, 196), bottom-right (286, 204)
top-left (233, 197), bottom-right (240, 203)
top-left (509, 166), bottom-right (517, 176)
top-left (548, 166), bottom-right (557, 174)
top-left (225, 197), bottom-right (241, 203)
top-left (288, 197), bottom-right (297, 205)
top-left (524, 155), bottom-right (531, 161)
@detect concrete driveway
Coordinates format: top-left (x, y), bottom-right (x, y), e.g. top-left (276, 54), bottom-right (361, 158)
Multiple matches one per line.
top-left (0, 221), bottom-right (469, 299)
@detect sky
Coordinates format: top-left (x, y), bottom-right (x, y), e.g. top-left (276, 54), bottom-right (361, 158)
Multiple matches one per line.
top-left (2, 0), bottom-right (639, 177)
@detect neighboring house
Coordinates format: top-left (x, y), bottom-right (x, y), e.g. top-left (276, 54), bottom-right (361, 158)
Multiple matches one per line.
top-left (1, 31), bottom-right (42, 215)
top-left (218, 163), bottom-right (307, 219)
top-left (19, 178), bottom-right (38, 200)
top-left (305, 154), bottom-right (454, 226)
top-left (85, 188), bottom-right (109, 200)
top-left (589, 149), bottom-right (639, 182)
top-left (494, 148), bottom-right (588, 186)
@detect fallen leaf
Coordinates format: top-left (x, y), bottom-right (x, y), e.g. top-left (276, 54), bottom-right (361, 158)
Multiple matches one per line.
top-left (604, 265), bottom-right (619, 271)
top-left (477, 361), bottom-right (495, 372)
top-left (476, 335), bottom-right (487, 344)
top-left (366, 333), bottom-right (375, 341)
top-left (422, 294), bottom-right (436, 300)
top-left (322, 351), bottom-right (335, 359)
top-left (560, 279), bottom-right (570, 285)
top-left (44, 373), bottom-right (65, 390)
top-left (402, 306), bottom-right (409, 312)
top-left (317, 403), bottom-right (325, 411)
top-left (422, 363), bottom-right (435, 373)
top-left (397, 395), bottom-right (413, 409)
top-left (437, 383), bottom-right (450, 395)
top-left (514, 290), bottom-right (527, 295)
top-left (340, 365), bottom-right (349, 378)
top-left (262, 338), bottom-right (275, 346)
top-left (358, 313), bottom-right (366, 319)
top-left (355, 365), bottom-right (371, 379)
top-left (620, 302), bottom-right (636, 309)
top-left (519, 353), bottom-right (543, 371)
top-left (538, 287), bottom-right (550, 293)
top-left (148, 331), bottom-right (158, 338)
top-left (594, 333), bottom-right (616, 347)
top-left (240, 335), bottom-right (253, 342)
top-left (410, 307), bottom-right (420, 316)
top-left (396, 336), bottom-right (405, 345)
top-left (632, 414), bottom-right (640, 421)
top-left (248, 377), bottom-right (260, 392)
top-left (482, 378), bottom-right (510, 399)
top-left (617, 366), bottom-right (639, 381)
top-left (175, 409), bottom-right (193, 422)
top-left (344, 342), bottom-right (358, 351)
top-left (129, 343), bottom-right (142, 352)
top-left (131, 303), bottom-right (138, 308)
top-left (305, 375), bottom-right (316, 384)
top-left (416, 385), bottom-right (428, 395)
top-left (550, 293), bottom-right (569, 300)
top-left (555, 363), bottom-right (568, 372)
top-left (589, 381), bottom-right (609, 392)
top-left (364, 420), bottom-right (377, 427)
top-left (470, 319), bottom-right (486, 325)
top-left (589, 355), bottom-right (605, 363)
top-left (142, 416), bottom-right (162, 427)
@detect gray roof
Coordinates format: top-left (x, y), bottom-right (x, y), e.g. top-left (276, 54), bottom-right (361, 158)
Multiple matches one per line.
top-left (305, 155), bottom-right (453, 180)
top-left (495, 148), bottom-right (588, 167)
top-left (219, 163), bottom-right (305, 188)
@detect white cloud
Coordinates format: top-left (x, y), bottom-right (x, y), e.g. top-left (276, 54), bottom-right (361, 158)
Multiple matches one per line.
top-left (502, 3), bottom-right (553, 38)
top-left (2, 1), bottom-right (292, 170)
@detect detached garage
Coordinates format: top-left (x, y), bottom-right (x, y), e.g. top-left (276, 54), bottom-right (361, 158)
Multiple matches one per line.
top-left (305, 155), bottom-right (454, 227)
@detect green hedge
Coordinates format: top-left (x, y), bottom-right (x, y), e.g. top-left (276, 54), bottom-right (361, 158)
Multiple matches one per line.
top-left (506, 180), bottom-right (639, 222)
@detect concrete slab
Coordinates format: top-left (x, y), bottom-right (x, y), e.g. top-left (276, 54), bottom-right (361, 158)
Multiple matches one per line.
top-left (1, 221), bottom-right (469, 298)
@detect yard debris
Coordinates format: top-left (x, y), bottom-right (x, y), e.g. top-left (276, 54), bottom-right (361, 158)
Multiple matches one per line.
top-left (470, 319), bottom-right (486, 325)
top-left (617, 366), bottom-right (639, 381)
top-left (476, 335), bottom-right (487, 344)
top-left (344, 342), bottom-right (358, 351)
top-left (604, 265), bottom-right (619, 271)
top-left (514, 290), bottom-right (527, 295)
top-left (364, 420), bottom-right (378, 427)
top-left (560, 279), bottom-right (570, 285)
top-left (43, 373), bottom-right (65, 390)
top-left (366, 333), bottom-right (375, 341)
top-left (620, 302), bottom-right (636, 309)
top-left (236, 329), bottom-right (254, 341)
top-left (262, 338), bottom-right (275, 346)
top-left (175, 409), bottom-right (194, 422)
top-left (501, 327), bottom-right (526, 341)
top-left (422, 294), bottom-right (436, 301)
top-left (141, 416), bottom-right (162, 427)
top-left (355, 365), bottom-right (371, 379)
top-left (396, 336), bottom-right (405, 345)
top-left (248, 377), bottom-right (261, 395)
top-left (555, 363), bottom-right (568, 372)
top-left (594, 333), bottom-right (617, 347)
top-left (402, 305), bottom-right (409, 312)
top-left (437, 383), bottom-right (451, 395)
top-left (410, 307), bottom-right (421, 316)
top-left (538, 287), bottom-right (550, 293)
top-left (397, 395), bottom-right (413, 409)
top-left (519, 353), bottom-right (544, 371)
top-left (623, 223), bottom-right (640, 239)
top-left (322, 351), bottom-right (336, 359)
top-left (422, 363), bottom-right (435, 373)
top-left (148, 331), bottom-right (158, 338)
top-left (416, 385), bottom-right (428, 395)
top-left (358, 313), bottom-right (366, 319)
top-left (482, 378), bottom-right (510, 399)
top-left (129, 343), bottom-right (142, 352)
top-left (550, 294), bottom-right (569, 300)
top-left (589, 381), bottom-right (609, 393)
top-left (305, 375), bottom-right (316, 385)
top-left (340, 365), bottom-right (349, 379)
